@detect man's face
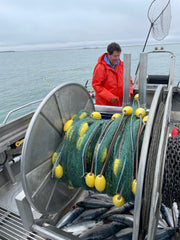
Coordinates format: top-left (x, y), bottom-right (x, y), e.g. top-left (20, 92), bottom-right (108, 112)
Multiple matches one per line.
top-left (108, 51), bottom-right (120, 66)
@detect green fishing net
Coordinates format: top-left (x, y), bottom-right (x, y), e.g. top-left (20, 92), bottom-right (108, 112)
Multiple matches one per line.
top-left (52, 104), bottom-right (146, 202)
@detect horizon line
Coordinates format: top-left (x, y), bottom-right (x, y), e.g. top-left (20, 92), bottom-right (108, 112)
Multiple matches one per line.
top-left (0, 40), bottom-right (180, 52)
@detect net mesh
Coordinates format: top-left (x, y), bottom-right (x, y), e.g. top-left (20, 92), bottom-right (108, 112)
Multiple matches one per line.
top-left (52, 104), bottom-right (146, 202)
top-left (148, 0), bottom-right (171, 41)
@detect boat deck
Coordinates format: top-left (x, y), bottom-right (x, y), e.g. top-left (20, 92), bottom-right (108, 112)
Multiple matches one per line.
top-left (0, 206), bottom-right (45, 240)
top-left (0, 173), bottom-right (44, 240)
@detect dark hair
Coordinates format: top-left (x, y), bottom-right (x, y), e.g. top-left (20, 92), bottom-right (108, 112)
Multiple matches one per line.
top-left (107, 42), bottom-right (121, 55)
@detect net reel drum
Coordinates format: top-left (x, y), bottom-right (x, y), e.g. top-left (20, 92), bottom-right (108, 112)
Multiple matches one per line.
top-left (21, 83), bottom-right (94, 215)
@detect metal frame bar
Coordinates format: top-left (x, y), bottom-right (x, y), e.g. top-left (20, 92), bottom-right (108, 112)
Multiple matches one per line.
top-left (134, 50), bottom-right (176, 90)
top-left (95, 105), bottom-right (122, 114)
top-left (133, 85), bottom-right (164, 240)
top-left (32, 224), bottom-right (80, 240)
top-left (2, 99), bottom-right (42, 125)
top-left (15, 191), bottom-right (34, 230)
top-left (123, 54), bottom-right (131, 106)
top-left (147, 86), bottom-right (173, 240)
top-left (139, 53), bottom-right (147, 108)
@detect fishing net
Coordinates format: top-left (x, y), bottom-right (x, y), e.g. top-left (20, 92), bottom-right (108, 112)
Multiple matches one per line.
top-left (148, 0), bottom-right (171, 41)
top-left (52, 103), bottom-right (147, 203)
top-left (134, 0), bottom-right (171, 80)
top-left (138, 0), bottom-right (171, 54)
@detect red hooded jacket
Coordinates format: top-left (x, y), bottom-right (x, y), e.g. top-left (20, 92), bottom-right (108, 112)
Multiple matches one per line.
top-left (92, 53), bottom-right (133, 106)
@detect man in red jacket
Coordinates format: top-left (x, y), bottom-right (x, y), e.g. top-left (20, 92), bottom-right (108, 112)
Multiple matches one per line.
top-left (92, 42), bottom-right (133, 106)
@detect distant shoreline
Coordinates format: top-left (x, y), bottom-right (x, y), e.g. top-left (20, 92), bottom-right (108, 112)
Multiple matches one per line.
top-left (0, 50), bottom-right (15, 53)
top-left (122, 42), bottom-right (180, 47)
top-left (0, 42), bottom-right (180, 53)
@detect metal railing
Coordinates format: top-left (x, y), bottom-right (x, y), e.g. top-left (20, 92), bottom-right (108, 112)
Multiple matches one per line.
top-left (2, 99), bottom-right (42, 125)
top-left (134, 49), bottom-right (176, 90)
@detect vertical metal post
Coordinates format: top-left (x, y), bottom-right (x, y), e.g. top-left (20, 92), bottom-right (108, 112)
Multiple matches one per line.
top-left (168, 54), bottom-right (176, 89)
top-left (15, 191), bottom-right (34, 230)
top-left (5, 161), bottom-right (16, 184)
top-left (123, 54), bottom-right (131, 107)
top-left (139, 53), bottom-right (147, 108)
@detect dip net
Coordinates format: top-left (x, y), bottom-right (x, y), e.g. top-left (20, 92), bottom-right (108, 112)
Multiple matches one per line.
top-left (148, 0), bottom-right (171, 41)
top-left (140, 0), bottom-right (171, 53)
top-left (52, 102), bottom-right (146, 203)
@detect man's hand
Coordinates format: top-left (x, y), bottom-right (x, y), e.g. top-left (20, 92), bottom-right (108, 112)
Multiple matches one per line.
top-left (110, 95), bottom-right (119, 104)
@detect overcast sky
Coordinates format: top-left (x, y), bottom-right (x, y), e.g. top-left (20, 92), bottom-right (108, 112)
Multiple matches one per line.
top-left (0, 0), bottom-right (179, 51)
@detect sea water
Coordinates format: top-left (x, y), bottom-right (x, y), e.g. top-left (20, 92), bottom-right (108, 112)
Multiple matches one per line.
top-left (0, 43), bottom-right (180, 123)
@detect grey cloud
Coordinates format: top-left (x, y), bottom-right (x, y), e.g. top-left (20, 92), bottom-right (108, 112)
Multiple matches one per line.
top-left (0, 0), bottom-right (179, 51)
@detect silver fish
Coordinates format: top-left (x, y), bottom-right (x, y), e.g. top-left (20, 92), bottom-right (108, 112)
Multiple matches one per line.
top-left (155, 228), bottom-right (175, 240)
top-left (73, 208), bottom-right (108, 223)
top-left (107, 214), bottom-right (134, 227)
top-left (62, 220), bottom-right (103, 236)
top-left (115, 232), bottom-right (132, 240)
top-left (115, 227), bottom-right (133, 240)
top-left (76, 199), bottom-right (114, 209)
top-left (105, 228), bottom-right (133, 240)
top-left (161, 203), bottom-right (174, 227)
top-left (101, 202), bottom-right (134, 219)
top-left (79, 222), bottom-right (127, 240)
top-left (144, 227), bottom-right (175, 240)
top-left (87, 192), bottom-right (113, 203)
top-left (56, 207), bottom-right (84, 228)
top-left (173, 202), bottom-right (179, 227)
top-left (157, 216), bottom-right (168, 229)
top-left (129, 209), bottom-right (134, 215)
